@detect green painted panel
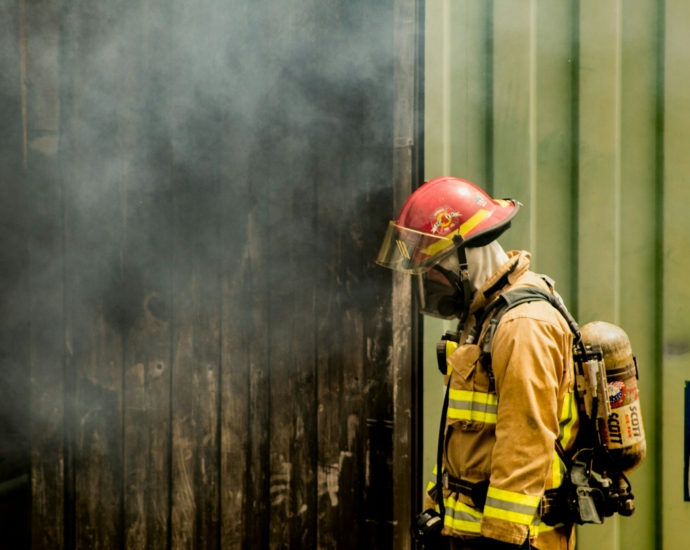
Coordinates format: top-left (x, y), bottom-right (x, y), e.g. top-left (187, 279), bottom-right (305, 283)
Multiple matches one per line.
top-left (425, 0), bottom-right (447, 177)
top-left (577, 0), bottom-right (620, 329)
top-left (577, 1), bottom-right (623, 547)
top-left (534, 0), bottom-right (575, 305)
top-left (617, 2), bottom-right (659, 549)
top-left (447, 0), bottom-right (490, 186)
top-left (424, 1), bottom-right (671, 548)
top-left (663, 1), bottom-right (690, 548)
top-left (492, 0), bottom-right (534, 253)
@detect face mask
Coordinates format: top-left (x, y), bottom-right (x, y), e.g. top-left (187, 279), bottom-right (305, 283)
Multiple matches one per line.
top-left (415, 252), bottom-right (466, 319)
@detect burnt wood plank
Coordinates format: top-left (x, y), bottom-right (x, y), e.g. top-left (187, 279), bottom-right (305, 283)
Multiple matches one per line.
top-left (169, 88), bottom-right (223, 550)
top-left (218, 3), bottom-right (251, 548)
top-left (0, 0), bottom-right (41, 547)
top-left (121, 107), bottom-right (173, 550)
top-left (219, 138), bottom-right (250, 549)
top-left (170, 244), bottom-right (197, 549)
top-left (167, 3), bottom-right (225, 547)
top-left (238, 4), bottom-right (274, 549)
top-left (0, 12), bottom-right (31, 550)
top-left (170, 162), bottom-right (223, 550)
top-left (285, 4), bottom-right (319, 540)
top-left (63, 0), bottom-right (126, 545)
top-left (391, 0), bottom-right (416, 547)
top-left (120, 2), bottom-right (173, 548)
top-left (22, 0), bottom-right (66, 547)
top-left (261, 1), bottom-right (319, 547)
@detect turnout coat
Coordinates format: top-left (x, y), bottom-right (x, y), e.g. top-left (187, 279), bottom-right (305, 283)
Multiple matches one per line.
top-left (425, 251), bottom-right (579, 550)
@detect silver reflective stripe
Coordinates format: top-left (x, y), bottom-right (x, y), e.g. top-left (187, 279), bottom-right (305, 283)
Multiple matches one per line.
top-left (484, 496), bottom-right (537, 517)
top-left (449, 397), bottom-right (498, 415)
top-left (447, 507), bottom-right (482, 524)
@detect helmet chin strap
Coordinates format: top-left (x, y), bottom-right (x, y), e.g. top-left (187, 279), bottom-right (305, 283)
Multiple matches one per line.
top-left (455, 245), bottom-right (472, 329)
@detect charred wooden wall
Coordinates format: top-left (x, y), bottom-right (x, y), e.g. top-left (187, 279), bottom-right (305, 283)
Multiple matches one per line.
top-left (0, 0), bottom-right (422, 548)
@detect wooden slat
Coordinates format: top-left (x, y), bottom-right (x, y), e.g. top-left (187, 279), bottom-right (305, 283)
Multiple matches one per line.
top-left (315, 130), bottom-right (346, 550)
top-left (63, 0), bottom-right (125, 544)
top-left (170, 245), bottom-right (198, 549)
top-left (116, 3), bottom-right (173, 547)
top-left (23, 0), bottom-right (65, 547)
top-left (218, 3), bottom-right (251, 547)
top-left (169, 146), bottom-right (223, 550)
top-left (237, 7), bottom-right (274, 548)
top-left (392, 0), bottom-right (415, 547)
top-left (0, 12), bottom-right (31, 550)
top-left (219, 125), bottom-right (251, 549)
top-left (265, 4), bottom-right (303, 548)
top-left (0, 0), bottom-right (39, 547)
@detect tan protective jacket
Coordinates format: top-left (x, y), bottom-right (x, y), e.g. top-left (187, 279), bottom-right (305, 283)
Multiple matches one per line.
top-left (425, 251), bottom-right (579, 550)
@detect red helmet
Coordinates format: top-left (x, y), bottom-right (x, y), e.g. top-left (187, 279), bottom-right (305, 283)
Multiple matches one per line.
top-left (376, 177), bottom-right (520, 274)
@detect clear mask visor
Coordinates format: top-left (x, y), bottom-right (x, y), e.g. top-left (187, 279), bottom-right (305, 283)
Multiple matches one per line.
top-left (376, 221), bottom-right (458, 274)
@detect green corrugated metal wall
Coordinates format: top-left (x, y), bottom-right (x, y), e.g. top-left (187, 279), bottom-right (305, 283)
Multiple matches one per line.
top-left (424, 1), bottom-right (690, 548)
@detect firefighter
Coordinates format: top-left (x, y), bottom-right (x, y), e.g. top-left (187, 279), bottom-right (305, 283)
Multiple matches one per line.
top-left (377, 177), bottom-right (578, 550)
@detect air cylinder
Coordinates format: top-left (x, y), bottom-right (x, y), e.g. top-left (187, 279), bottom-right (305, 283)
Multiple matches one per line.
top-left (580, 321), bottom-right (646, 474)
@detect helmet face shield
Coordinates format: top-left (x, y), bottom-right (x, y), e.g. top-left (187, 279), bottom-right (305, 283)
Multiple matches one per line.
top-left (376, 221), bottom-right (457, 274)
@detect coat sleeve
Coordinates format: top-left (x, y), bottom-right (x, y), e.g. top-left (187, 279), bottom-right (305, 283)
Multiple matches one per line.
top-left (479, 314), bottom-right (567, 545)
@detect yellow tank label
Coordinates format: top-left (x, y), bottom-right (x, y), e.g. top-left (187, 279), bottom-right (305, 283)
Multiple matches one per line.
top-left (603, 402), bottom-right (645, 448)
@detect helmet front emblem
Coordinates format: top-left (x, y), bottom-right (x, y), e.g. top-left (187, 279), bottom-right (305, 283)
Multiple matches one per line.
top-left (429, 206), bottom-right (462, 235)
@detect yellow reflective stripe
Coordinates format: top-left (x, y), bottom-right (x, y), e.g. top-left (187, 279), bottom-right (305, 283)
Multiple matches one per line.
top-left (484, 487), bottom-right (539, 526)
top-left (483, 505), bottom-right (534, 526)
top-left (450, 389), bottom-right (498, 405)
top-left (550, 391), bottom-right (577, 489)
top-left (486, 487), bottom-right (541, 509)
top-left (419, 209), bottom-right (491, 256)
top-left (441, 495), bottom-right (483, 533)
top-left (448, 389), bottom-right (499, 424)
top-left (395, 239), bottom-right (410, 259)
top-left (530, 522), bottom-right (557, 537)
top-left (419, 236), bottom-right (454, 257)
top-left (559, 391), bottom-right (577, 450)
top-left (427, 464), bottom-right (440, 493)
top-left (448, 392), bottom-right (498, 421)
top-left (445, 341), bottom-right (458, 376)
top-left (459, 209), bottom-right (490, 236)
top-left (552, 449), bottom-right (564, 488)
top-left (447, 407), bottom-right (497, 423)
